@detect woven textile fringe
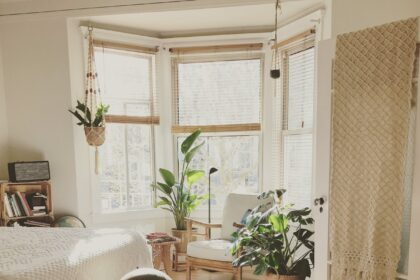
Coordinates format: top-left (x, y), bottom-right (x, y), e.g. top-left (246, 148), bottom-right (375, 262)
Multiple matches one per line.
top-left (330, 18), bottom-right (418, 280)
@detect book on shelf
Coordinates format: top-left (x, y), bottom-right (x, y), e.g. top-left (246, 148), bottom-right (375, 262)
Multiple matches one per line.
top-left (32, 211), bottom-right (47, 216)
top-left (16, 192), bottom-right (32, 216)
top-left (3, 195), bottom-right (14, 218)
top-left (11, 194), bottom-right (22, 216)
top-left (3, 191), bottom-right (48, 218)
top-left (23, 220), bottom-right (51, 227)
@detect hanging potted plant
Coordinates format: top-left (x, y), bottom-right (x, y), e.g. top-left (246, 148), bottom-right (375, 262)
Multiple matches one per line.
top-left (69, 100), bottom-right (109, 146)
top-left (152, 130), bottom-right (208, 253)
top-left (69, 26), bottom-right (109, 174)
top-left (231, 190), bottom-right (314, 280)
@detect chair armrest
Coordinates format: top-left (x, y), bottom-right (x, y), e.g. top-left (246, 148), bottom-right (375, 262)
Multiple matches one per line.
top-left (186, 218), bottom-right (222, 229)
top-left (186, 218), bottom-right (222, 241)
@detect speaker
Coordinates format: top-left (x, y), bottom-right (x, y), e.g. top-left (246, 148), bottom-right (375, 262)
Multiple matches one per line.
top-left (8, 161), bottom-right (50, 182)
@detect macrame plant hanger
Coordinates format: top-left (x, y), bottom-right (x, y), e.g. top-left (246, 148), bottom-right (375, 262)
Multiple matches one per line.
top-left (271, 0), bottom-right (282, 80)
top-left (84, 26), bottom-right (106, 174)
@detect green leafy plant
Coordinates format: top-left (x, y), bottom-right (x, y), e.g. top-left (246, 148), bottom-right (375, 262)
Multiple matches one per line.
top-left (69, 100), bottom-right (109, 127)
top-left (231, 189), bottom-right (314, 279)
top-left (152, 130), bottom-right (208, 230)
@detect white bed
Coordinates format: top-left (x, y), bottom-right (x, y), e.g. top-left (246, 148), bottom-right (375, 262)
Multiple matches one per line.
top-left (0, 227), bottom-right (153, 280)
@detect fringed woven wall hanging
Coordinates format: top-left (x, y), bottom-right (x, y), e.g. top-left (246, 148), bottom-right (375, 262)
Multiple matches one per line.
top-left (69, 27), bottom-right (109, 174)
top-left (329, 18), bottom-right (418, 280)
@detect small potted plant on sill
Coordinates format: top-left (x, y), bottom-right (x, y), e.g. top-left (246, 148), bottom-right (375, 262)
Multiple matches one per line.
top-left (152, 129), bottom-right (208, 253)
top-left (231, 189), bottom-right (314, 280)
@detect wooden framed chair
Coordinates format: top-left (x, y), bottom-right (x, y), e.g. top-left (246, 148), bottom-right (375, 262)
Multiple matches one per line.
top-left (185, 193), bottom-right (272, 280)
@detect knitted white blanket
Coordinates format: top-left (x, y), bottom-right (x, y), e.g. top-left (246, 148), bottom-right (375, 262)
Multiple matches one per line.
top-left (330, 18), bottom-right (418, 280)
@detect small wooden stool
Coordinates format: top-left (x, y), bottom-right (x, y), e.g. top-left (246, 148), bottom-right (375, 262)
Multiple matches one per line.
top-left (147, 238), bottom-right (180, 277)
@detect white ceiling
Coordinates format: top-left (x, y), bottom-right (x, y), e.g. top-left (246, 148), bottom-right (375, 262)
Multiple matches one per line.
top-left (86, 0), bottom-right (323, 37)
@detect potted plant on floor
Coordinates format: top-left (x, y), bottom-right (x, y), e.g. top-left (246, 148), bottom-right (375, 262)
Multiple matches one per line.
top-left (152, 130), bottom-right (208, 253)
top-left (231, 190), bottom-right (314, 280)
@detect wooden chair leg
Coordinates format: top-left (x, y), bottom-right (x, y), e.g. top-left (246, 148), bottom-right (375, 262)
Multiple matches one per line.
top-left (186, 262), bottom-right (192, 280)
top-left (234, 267), bottom-right (242, 280)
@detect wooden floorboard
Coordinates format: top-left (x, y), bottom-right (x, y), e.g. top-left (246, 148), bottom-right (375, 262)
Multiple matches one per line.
top-left (170, 269), bottom-right (262, 280)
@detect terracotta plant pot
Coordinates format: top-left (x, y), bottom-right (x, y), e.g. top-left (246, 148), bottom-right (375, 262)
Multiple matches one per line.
top-left (171, 228), bottom-right (197, 253)
top-left (265, 274), bottom-right (303, 280)
top-left (84, 126), bottom-right (106, 146)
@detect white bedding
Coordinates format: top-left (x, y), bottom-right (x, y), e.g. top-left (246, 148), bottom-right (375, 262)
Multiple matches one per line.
top-left (0, 227), bottom-right (152, 280)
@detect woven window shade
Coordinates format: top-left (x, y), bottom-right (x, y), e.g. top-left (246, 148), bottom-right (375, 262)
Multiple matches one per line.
top-left (171, 44), bottom-right (263, 133)
top-left (94, 42), bottom-right (159, 124)
top-left (272, 34), bottom-right (315, 208)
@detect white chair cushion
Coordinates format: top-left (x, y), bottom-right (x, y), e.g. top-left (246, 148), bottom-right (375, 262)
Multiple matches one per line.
top-left (187, 239), bottom-right (233, 262)
top-left (221, 192), bottom-right (273, 240)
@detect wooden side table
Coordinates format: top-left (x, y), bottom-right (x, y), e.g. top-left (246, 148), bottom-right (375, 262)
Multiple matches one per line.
top-left (147, 238), bottom-right (180, 277)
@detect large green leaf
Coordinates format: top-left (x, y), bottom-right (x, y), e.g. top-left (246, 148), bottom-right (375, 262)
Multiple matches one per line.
top-left (269, 214), bottom-right (289, 233)
top-left (181, 130), bottom-right (201, 154)
top-left (156, 196), bottom-right (172, 207)
top-left (159, 168), bottom-right (176, 187)
top-left (186, 170), bottom-right (205, 186)
top-left (293, 228), bottom-right (314, 242)
top-left (185, 142), bottom-right (204, 163)
top-left (151, 182), bottom-right (172, 195)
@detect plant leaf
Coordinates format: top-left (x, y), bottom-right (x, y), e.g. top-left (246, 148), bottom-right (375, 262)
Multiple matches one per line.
top-left (159, 168), bottom-right (176, 187)
top-left (269, 214), bottom-right (288, 233)
top-left (185, 142), bottom-right (204, 163)
top-left (151, 182), bottom-right (172, 195)
top-left (181, 130), bottom-right (201, 154)
top-left (186, 170), bottom-right (205, 186)
top-left (68, 109), bottom-right (88, 126)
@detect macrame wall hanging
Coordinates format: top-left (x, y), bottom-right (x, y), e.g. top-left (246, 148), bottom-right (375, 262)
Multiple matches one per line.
top-left (69, 27), bottom-right (109, 174)
top-left (329, 18), bottom-right (417, 280)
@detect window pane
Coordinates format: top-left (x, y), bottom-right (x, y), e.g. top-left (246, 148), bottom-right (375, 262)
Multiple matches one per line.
top-left (284, 47), bottom-right (315, 130)
top-left (177, 59), bottom-right (261, 125)
top-left (177, 135), bottom-right (259, 209)
top-left (283, 133), bottom-right (312, 209)
top-left (99, 123), bottom-right (153, 212)
top-left (95, 48), bottom-right (154, 117)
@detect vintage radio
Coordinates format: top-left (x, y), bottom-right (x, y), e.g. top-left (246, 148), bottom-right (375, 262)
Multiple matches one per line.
top-left (8, 161), bottom-right (50, 182)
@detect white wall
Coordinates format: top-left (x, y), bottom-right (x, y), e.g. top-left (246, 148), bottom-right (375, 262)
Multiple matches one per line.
top-left (332, 0), bottom-right (420, 36)
top-left (0, 43), bottom-right (8, 179)
top-left (0, 18), bottom-right (80, 216)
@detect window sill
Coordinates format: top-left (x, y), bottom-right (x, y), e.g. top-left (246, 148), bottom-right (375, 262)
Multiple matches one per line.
top-left (92, 207), bottom-right (168, 225)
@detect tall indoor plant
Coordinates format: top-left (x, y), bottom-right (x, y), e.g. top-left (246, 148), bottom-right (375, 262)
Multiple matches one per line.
top-left (152, 130), bottom-right (207, 252)
top-left (231, 190), bottom-right (314, 280)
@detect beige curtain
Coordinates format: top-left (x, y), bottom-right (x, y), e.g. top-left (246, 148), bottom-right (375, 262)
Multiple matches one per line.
top-left (330, 18), bottom-right (418, 280)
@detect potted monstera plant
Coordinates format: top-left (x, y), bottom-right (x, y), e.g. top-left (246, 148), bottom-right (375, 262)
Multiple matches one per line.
top-left (231, 190), bottom-right (314, 280)
top-left (152, 130), bottom-right (207, 253)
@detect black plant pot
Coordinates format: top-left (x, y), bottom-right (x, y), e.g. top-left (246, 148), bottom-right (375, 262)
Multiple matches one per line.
top-left (270, 69), bottom-right (281, 79)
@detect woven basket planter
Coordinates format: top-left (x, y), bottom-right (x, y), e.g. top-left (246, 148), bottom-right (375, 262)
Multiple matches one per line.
top-left (265, 274), bottom-right (303, 280)
top-left (84, 126), bottom-right (106, 147)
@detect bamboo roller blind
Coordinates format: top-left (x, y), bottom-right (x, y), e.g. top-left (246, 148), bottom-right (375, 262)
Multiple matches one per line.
top-left (171, 43), bottom-right (264, 133)
top-left (94, 39), bottom-right (159, 125)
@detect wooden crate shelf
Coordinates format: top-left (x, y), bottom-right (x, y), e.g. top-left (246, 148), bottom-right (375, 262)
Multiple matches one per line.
top-left (0, 181), bottom-right (54, 226)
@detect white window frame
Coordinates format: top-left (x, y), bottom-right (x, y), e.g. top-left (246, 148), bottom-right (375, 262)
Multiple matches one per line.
top-left (279, 40), bottom-right (316, 208)
top-left (80, 27), bottom-right (165, 223)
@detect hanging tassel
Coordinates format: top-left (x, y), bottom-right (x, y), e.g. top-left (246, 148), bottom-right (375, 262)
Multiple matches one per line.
top-left (95, 146), bottom-right (100, 175)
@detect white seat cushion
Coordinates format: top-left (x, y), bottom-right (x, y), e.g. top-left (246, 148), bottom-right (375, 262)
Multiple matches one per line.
top-left (187, 239), bottom-right (233, 262)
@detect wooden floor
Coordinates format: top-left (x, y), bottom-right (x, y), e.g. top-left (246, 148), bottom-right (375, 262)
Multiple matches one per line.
top-left (170, 269), bottom-right (262, 280)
